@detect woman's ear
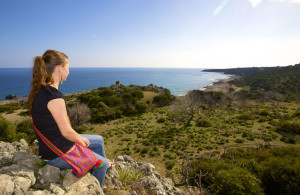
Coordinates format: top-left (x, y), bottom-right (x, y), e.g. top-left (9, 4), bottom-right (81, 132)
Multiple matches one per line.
top-left (57, 65), bottom-right (63, 72)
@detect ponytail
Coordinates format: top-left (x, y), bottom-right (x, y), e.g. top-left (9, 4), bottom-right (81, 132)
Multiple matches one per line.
top-left (24, 49), bottom-right (67, 109)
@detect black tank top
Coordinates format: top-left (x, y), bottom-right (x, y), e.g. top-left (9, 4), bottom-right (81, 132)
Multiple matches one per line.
top-left (31, 85), bottom-right (74, 160)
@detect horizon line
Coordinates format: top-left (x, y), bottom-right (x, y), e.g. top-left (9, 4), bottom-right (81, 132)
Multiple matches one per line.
top-left (0, 65), bottom-right (292, 69)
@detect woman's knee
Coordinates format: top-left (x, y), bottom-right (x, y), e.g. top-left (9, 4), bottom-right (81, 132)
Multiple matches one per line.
top-left (96, 135), bottom-right (104, 143)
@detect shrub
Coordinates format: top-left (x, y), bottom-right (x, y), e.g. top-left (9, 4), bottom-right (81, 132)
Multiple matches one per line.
top-left (74, 125), bottom-right (90, 134)
top-left (0, 103), bottom-right (21, 113)
top-left (152, 92), bottom-right (174, 107)
top-left (157, 117), bottom-right (166, 123)
top-left (135, 102), bottom-right (147, 114)
top-left (16, 119), bottom-right (35, 144)
top-left (235, 138), bottom-right (244, 143)
top-left (131, 89), bottom-right (144, 99)
top-left (196, 119), bottom-right (211, 127)
top-left (69, 102), bottom-right (91, 128)
top-left (258, 147), bottom-right (300, 195)
top-left (98, 88), bottom-right (115, 97)
top-left (0, 116), bottom-right (17, 142)
top-left (237, 113), bottom-right (254, 120)
top-left (213, 167), bottom-right (264, 195)
top-left (165, 160), bottom-right (176, 170)
top-left (276, 121), bottom-right (300, 135)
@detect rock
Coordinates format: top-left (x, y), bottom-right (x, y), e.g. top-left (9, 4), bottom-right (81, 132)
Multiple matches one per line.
top-left (115, 155), bottom-right (124, 161)
top-left (131, 191), bottom-right (138, 195)
top-left (0, 164), bottom-right (36, 185)
top-left (5, 94), bottom-right (17, 100)
top-left (12, 139), bottom-right (28, 152)
top-left (0, 140), bottom-right (197, 195)
top-left (104, 167), bottom-right (122, 190)
top-left (12, 176), bottom-right (32, 195)
top-left (0, 174), bottom-right (15, 195)
top-left (133, 174), bottom-right (166, 195)
top-left (49, 183), bottom-right (65, 195)
top-left (62, 170), bottom-right (104, 195)
top-left (12, 152), bottom-right (42, 170)
top-left (123, 155), bottom-right (135, 162)
top-left (37, 165), bottom-right (61, 187)
top-left (26, 189), bottom-right (52, 195)
top-left (138, 162), bottom-right (156, 175)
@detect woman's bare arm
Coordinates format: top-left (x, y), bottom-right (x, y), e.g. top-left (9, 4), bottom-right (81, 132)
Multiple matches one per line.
top-left (47, 98), bottom-right (90, 147)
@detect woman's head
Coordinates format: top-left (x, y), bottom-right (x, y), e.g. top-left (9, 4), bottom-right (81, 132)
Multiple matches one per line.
top-left (24, 49), bottom-right (69, 109)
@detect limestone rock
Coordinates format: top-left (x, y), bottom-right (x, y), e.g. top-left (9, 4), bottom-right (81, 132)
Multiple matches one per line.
top-left (12, 176), bottom-right (32, 195)
top-left (0, 174), bottom-right (15, 195)
top-left (12, 152), bottom-right (42, 170)
top-left (123, 155), bottom-right (135, 162)
top-left (62, 170), bottom-right (104, 195)
top-left (49, 183), bottom-right (65, 195)
top-left (115, 155), bottom-right (124, 162)
top-left (133, 174), bottom-right (166, 195)
top-left (0, 164), bottom-right (35, 185)
top-left (37, 164), bottom-right (61, 187)
top-left (104, 166), bottom-right (122, 190)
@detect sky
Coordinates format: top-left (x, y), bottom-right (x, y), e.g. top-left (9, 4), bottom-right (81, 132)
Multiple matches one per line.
top-left (0, 0), bottom-right (300, 68)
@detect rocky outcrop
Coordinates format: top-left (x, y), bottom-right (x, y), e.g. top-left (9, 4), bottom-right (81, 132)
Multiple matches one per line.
top-left (0, 140), bottom-right (194, 195)
top-left (5, 95), bottom-right (17, 100)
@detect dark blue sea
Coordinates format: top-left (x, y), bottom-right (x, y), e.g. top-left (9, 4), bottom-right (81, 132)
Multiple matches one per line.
top-left (0, 68), bottom-right (229, 100)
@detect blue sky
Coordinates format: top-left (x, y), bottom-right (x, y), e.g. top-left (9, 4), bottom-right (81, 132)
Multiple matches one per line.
top-left (0, 0), bottom-right (299, 68)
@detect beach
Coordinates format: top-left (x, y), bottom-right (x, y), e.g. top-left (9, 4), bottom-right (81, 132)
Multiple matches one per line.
top-left (203, 74), bottom-right (239, 93)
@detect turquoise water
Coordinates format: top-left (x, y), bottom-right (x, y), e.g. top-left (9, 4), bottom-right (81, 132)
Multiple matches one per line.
top-left (0, 68), bottom-right (229, 100)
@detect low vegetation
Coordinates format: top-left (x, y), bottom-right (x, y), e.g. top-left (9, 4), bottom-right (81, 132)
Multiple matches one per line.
top-left (1, 75), bottom-right (299, 193)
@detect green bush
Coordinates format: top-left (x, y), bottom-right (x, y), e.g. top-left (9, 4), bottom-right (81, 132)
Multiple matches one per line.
top-left (91, 109), bottom-right (122, 123)
top-left (16, 119), bottom-right (35, 144)
top-left (213, 167), bottom-right (264, 195)
top-left (152, 92), bottom-right (174, 107)
top-left (0, 103), bottom-right (21, 113)
top-left (0, 116), bottom-right (17, 142)
top-left (235, 138), bottom-right (244, 143)
top-left (237, 113), bottom-right (254, 120)
top-left (135, 102), bottom-right (147, 114)
top-left (17, 110), bottom-right (30, 116)
top-left (196, 119), bottom-right (211, 127)
top-left (131, 89), bottom-right (144, 99)
top-left (276, 121), bottom-right (300, 135)
top-left (258, 147), bottom-right (300, 195)
top-left (157, 117), bottom-right (166, 123)
top-left (165, 160), bottom-right (176, 170)
top-left (98, 88), bottom-right (115, 97)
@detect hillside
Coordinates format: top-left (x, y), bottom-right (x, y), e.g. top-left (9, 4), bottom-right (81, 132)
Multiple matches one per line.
top-left (204, 63), bottom-right (300, 98)
top-left (1, 81), bottom-right (299, 194)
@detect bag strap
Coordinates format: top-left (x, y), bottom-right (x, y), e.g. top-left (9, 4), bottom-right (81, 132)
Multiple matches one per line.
top-left (30, 109), bottom-right (64, 156)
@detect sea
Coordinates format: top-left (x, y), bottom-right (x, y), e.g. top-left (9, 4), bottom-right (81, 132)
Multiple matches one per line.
top-left (0, 68), bottom-right (230, 100)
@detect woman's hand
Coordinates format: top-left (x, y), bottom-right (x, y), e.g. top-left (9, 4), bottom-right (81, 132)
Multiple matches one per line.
top-left (78, 136), bottom-right (90, 147)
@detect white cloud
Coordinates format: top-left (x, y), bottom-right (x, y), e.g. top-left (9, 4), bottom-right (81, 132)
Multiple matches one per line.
top-left (249, 0), bottom-right (300, 7)
top-left (249, 0), bottom-right (262, 7)
top-left (278, 0), bottom-right (300, 4)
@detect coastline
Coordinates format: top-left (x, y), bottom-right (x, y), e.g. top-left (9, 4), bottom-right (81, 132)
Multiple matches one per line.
top-left (0, 74), bottom-right (239, 105)
top-left (202, 74), bottom-right (239, 93)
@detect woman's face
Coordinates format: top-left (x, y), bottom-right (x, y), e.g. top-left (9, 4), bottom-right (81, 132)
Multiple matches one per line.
top-left (60, 59), bottom-right (70, 82)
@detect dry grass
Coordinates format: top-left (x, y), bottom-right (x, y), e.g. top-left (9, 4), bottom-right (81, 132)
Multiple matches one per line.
top-left (0, 109), bottom-right (31, 125)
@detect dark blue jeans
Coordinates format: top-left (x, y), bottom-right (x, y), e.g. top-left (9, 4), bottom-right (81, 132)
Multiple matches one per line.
top-left (45, 134), bottom-right (108, 188)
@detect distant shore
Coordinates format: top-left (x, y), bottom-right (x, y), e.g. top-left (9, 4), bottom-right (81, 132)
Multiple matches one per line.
top-left (203, 74), bottom-right (240, 93)
top-left (0, 74), bottom-right (239, 106)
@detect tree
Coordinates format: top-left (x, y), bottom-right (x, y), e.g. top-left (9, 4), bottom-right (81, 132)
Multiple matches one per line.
top-left (170, 90), bottom-right (230, 128)
top-left (69, 102), bottom-right (91, 128)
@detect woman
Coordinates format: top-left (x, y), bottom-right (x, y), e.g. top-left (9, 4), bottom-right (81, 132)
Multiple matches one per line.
top-left (25, 49), bottom-right (109, 188)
